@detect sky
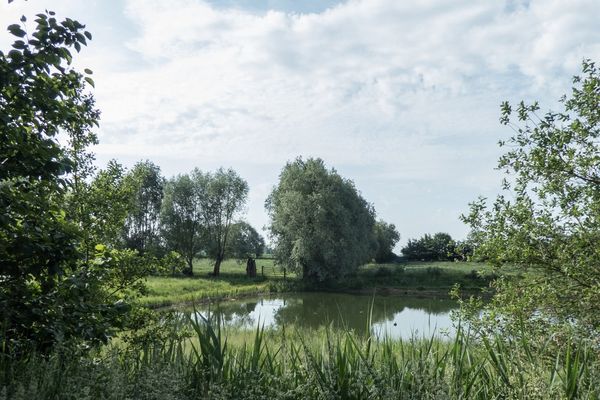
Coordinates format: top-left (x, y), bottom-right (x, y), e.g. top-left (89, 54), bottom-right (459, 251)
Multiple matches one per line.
top-left (2, 0), bottom-right (600, 250)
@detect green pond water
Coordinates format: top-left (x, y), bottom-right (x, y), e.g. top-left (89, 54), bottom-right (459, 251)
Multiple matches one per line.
top-left (189, 292), bottom-right (459, 339)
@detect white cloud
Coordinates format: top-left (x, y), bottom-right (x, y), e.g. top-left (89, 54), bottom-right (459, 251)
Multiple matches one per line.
top-left (2, 0), bottom-right (599, 246)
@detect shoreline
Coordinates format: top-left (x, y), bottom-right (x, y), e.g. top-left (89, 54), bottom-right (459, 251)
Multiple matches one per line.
top-left (148, 285), bottom-right (490, 311)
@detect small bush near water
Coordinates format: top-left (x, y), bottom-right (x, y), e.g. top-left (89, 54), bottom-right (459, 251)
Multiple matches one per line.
top-left (1, 314), bottom-right (599, 400)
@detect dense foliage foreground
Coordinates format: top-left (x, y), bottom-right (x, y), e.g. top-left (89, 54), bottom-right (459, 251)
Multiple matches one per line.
top-left (1, 317), bottom-right (599, 400)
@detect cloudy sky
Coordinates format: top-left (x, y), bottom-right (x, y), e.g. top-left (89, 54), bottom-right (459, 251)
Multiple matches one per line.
top-left (2, 0), bottom-right (600, 249)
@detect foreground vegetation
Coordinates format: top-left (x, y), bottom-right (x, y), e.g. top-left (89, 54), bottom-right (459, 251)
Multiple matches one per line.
top-left (2, 317), bottom-right (598, 400)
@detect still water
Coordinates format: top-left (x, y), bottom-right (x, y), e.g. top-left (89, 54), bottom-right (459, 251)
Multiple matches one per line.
top-left (189, 292), bottom-right (459, 340)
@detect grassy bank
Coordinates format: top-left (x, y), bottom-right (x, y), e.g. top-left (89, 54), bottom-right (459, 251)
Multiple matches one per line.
top-left (141, 259), bottom-right (508, 308)
top-left (141, 258), bottom-right (293, 308)
top-left (346, 261), bottom-right (506, 293)
top-left (2, 319), bottom-right (598, 399)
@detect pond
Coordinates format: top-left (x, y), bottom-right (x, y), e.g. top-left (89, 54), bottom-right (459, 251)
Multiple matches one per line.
top-left (186, 292), bottom-right (460, 340)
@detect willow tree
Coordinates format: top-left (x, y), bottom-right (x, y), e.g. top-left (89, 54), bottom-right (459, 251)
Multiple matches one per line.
top-left (372, 220), bottom-right (400, 263)
top-left (160, 171), bottom-right (205, 275)
top-left (266, 158), bottom-right (376, 283)
top-left (202, 168), bottom-right (249, 276)
top-left (124, 160), bottom-right (165, 255)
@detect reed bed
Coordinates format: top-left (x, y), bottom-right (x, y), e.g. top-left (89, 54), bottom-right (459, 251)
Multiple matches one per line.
top-left (1, 313), bottom-right (598, 399)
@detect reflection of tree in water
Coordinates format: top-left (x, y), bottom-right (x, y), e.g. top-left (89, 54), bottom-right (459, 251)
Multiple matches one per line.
top-left (200, 301), bottom-right (259, 329)
top-left (273, 294), bottom-right (457, 336)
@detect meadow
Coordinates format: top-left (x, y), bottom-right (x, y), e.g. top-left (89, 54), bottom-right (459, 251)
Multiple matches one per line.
top-left (141, 258), bottom-right (509, 308)
top-left (141, 258), bottom-right (285, 308)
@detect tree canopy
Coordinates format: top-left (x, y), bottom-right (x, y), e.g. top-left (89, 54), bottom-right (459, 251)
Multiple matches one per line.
top-left (372, 220), bottom-right (400, 263)
top-left (124, 160), bottom-right (165, 255)
top-left (463, 59), bottom-right (600, 338)
top-left (160, 172), bottom-right (205, 275)
top-left (266, 158), bottom-right (376, 282)
top-left (201, 168), bottom-right (249, 276)
top-left (401, 232), bottom-right (456, 261)
top-left (227, 221), bottom-right (265, 260)
top-left (0, 11), bottom-right (149, 353)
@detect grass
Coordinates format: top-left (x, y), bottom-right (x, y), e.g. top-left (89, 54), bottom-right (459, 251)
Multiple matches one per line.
top-left (140, 258), bottom-right (294, 308)
top-left (2, 316), bottom-right (598, 399)
top-left (347, 261), bottom-right (505, 292)
top-left (140, 259), bottom-right (516, 308)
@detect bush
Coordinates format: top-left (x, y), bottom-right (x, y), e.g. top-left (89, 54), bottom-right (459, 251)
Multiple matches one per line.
top-left (402, 233), bottom-right (458, 261)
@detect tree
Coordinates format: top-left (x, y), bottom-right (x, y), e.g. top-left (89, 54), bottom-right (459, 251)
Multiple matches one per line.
top-left (462, 59), bottom-right (600, 338)
top-left (160, 172), bottom-right (205, 275)
top-left (228, 222), bottom-right (265, 259)
top-left (124, 160), bottom-right (165, 255)
top-left (0, 10), bottom-right (148, 353)
top-left (401, 232), bottom-right (455, 261)
top-left (372, 220), bottom-right (400, 263)
top-left (266, 158), bottom-right (376, 283)
top-left (227, 221), bottom-right (265, 277)
top-left (201, 168), bottom-right (249, 276)
top-left (67, 160), bottom-right (135, 261)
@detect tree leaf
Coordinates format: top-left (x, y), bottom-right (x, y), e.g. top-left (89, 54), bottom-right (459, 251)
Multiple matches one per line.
top-left (7, 24), bottom-right (27, 38)
top-left (12, 40), bottom-right (26, 50)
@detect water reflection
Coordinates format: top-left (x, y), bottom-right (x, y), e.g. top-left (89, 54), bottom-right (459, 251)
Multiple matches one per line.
top-left (191, 293), bottom-right (459, 340)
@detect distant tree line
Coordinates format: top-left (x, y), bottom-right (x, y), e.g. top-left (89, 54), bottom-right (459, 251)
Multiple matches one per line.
top-left (106, 161), bottom-right (264, 277)
top-left (401, 232), bottom-right (473, 261)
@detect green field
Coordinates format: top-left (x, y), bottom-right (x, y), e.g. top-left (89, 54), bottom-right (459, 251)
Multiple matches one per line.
top-left (141, 258), bottom-right (293, 308)
top-left (140, 259), bottom-right (511, 308)
top-left (347, 261), bottom-right (505, 292)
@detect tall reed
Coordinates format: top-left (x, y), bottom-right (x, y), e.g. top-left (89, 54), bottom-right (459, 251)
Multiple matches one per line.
top-left (1, 314), bottom-right (599, 399)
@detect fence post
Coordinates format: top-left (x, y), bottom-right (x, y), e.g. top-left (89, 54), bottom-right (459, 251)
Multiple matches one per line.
top-left (261, 265), bottom-right (264, 277)
top-left (283, 268), bottom-right (286, 280)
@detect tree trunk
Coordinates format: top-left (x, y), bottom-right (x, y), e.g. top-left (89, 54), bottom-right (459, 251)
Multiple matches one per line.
top-left (186, 258), bottom-right (194, 276)
top-left (246, 257), bottom-right (257, 278)
top-left (213, 256), bottom-right (222, 276)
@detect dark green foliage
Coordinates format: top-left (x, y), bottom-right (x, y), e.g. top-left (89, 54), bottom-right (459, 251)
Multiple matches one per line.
top-left (401, 232), bottom-right (457, 261)
top-left (160, 172), bottom-right (205, 275)
top-left (0, 10), bottom-right (96, 352)
top-left (0, 10), bottom-right (149, 354)
top-left (266, 158), bottom-right (376, 283)
top-left (201, 168), bottom-right (249, 276)
top-left (372, 220), bottom-right (400, 263)
top-left (227, 222), bottom-right (265, 260)
top-left (124, 160), bottom-right (165, 256)
top-left (160, 168), bottom-right (249, 276)
top-left (1, 319), bottom-right (599, 399)
top-left (452, 238), bottom-right (475, 261)
top-left (0, 11), bottom-right (97, 287)
top-left (68, 160), bottom-right (136, 259)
